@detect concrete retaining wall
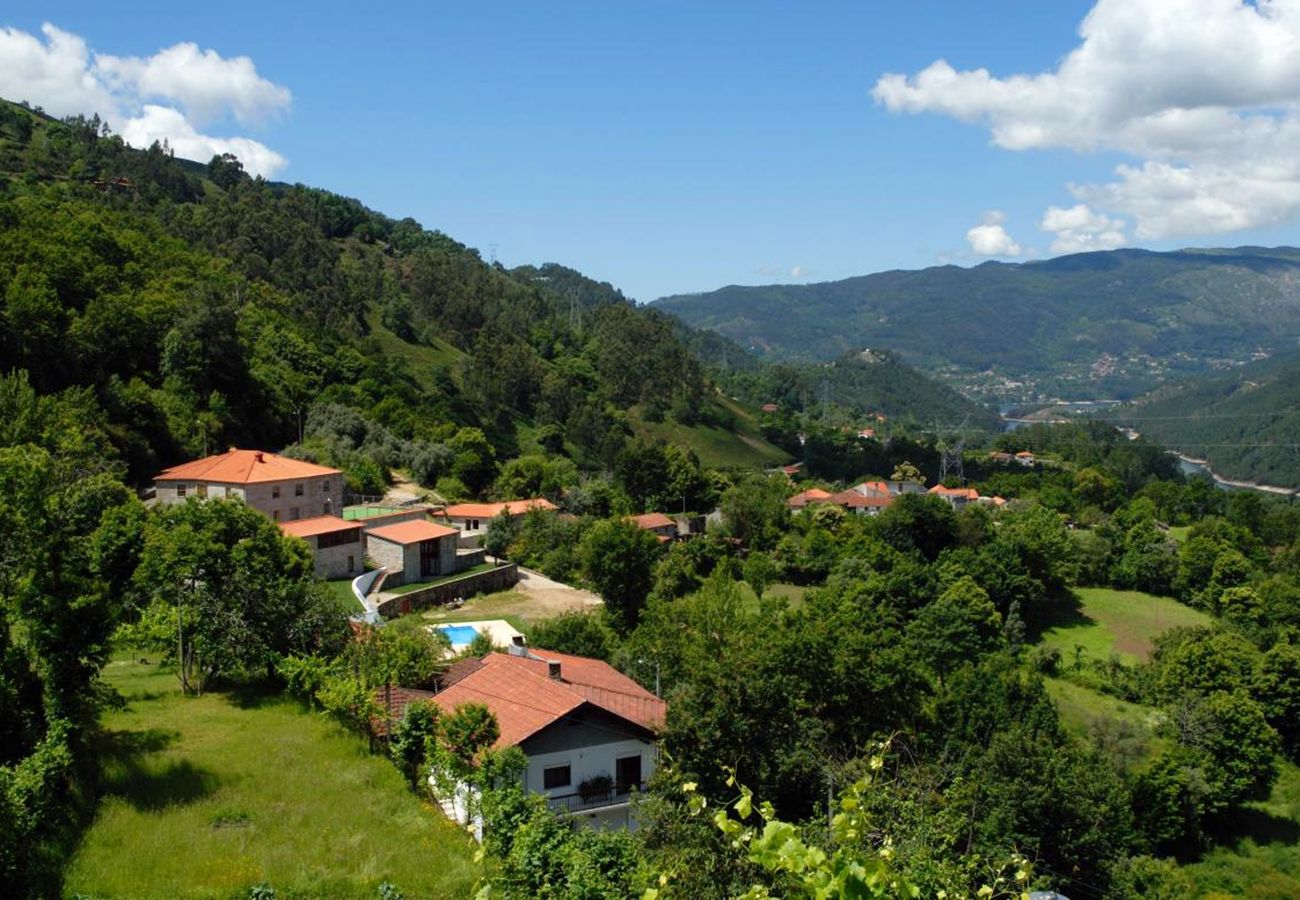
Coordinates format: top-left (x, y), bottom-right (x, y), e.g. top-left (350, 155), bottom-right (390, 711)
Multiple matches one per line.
top-left (376, 564), bottom-right (519, 619)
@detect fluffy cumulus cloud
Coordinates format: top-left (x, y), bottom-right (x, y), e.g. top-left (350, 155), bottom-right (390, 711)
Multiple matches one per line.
top-left (0, 23), bottom-right (289, 176)
top-left (965, 210), bottom-right (1022, 256)
top-left (873, 0), bottom-right (1300, 250)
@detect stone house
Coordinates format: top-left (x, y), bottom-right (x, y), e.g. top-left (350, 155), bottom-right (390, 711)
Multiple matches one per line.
top-left (278, 516), bottom-right (364, 579)
top-left (364, 519), bottom-right (460, 587)
top-left (153, 448), bottom-right (343, 522)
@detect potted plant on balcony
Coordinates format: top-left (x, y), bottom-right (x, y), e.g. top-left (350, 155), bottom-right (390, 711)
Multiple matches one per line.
top-left (577, 774), bottom-right (613, 803)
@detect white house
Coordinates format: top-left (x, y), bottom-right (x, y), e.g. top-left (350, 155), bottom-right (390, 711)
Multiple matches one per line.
top-left (378, 644), bottom-right (665, 832)
top-left (441, 499), bottom-right (558, 547)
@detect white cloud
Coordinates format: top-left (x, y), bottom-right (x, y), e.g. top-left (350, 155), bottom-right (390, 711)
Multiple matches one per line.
top-left (789, 265), bottom-right (808, 278)
top-left (0, 22), bottom-right (289, 177)
top-left (966, 210), bottom-right (1022, 256)
top-left (873, 0), bottom-right (1300, 245)
top-left (1040, 203), bottom-right (1127, 253)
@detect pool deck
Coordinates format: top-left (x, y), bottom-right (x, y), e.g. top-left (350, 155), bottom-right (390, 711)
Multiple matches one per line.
top-left (432, 618), bottom-right (523, 650)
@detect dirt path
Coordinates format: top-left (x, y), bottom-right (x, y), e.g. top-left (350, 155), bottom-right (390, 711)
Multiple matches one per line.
top-left (514, 566), bottom-right (603, 613)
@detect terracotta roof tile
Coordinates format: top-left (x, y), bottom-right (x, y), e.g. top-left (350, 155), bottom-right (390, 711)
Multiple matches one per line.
top-left (443, 499), bottom-right (557, 520)
top-left (155, 448), bottom-right (340, 484)
top-left (632, 513), bottom-right (675, 530)
top-left (367, 519), bottom-right (459, 545)
top-left (278, 516), bottom-right (362, 539)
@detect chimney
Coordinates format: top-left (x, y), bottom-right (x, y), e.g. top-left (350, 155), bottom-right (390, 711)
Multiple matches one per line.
top-left (255, 452), bottom-right (264, 463)
top-left (508, 635), bottom-right (527, 657)
top-left (547, 661), bottom-right (562, 681)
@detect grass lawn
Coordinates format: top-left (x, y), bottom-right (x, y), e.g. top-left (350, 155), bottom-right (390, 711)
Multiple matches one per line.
top-left (1166, 525), bottom-right (1192, 543)
top-left (1044, 677), bottom-right (1168, 771)
top-left (323, 577), bottom-right (363, 615)
top-left (736, 581), bottom-right (810, 611)
top-left (65, 657), bottom-right (480, 899)
top-left (1036, 587), bottom-right (1210, 664)
top-left (383, 563), bottom-right (496, 595)
top-left (418, 590), bottom-right (538, 634)
top-left (1183, 762), bottom-right (1300, 898)
top-left (629, 395), bottom-right (791, 469)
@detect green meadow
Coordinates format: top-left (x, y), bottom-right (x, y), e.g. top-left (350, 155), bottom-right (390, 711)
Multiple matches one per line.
top-left (65, 657), bottom-right (479, 899)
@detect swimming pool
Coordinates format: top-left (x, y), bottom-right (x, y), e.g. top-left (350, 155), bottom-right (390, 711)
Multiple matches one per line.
top-left (437, 624), bottom-right (480, 647)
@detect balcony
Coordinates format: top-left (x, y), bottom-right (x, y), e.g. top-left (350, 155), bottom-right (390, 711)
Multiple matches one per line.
top-left (546, 782), bottom-right (646, 814)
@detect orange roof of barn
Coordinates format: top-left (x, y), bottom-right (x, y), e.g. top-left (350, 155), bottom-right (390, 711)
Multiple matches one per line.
top-left (278, 515), bottom-right (360, 539)
top-left (632, 513), bottom-right (675, 530)
top-left (367, 519), bottom-right (458, 544)
top-left (155, 449), bottom-right (341, 484)
top-left (788, 488), bottom-right (833, 508)
top-left (443, 499), bottom-right (557, 519)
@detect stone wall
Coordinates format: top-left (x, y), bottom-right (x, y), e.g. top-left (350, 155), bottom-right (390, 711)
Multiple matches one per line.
top-left (376, 564), bottom-right (519, 619)
top-left (310, 537), bottom-right (362, 580)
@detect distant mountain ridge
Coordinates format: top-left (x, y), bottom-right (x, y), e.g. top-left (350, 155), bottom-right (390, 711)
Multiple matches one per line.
top-left (655, 246), bottom-right (1300, 402)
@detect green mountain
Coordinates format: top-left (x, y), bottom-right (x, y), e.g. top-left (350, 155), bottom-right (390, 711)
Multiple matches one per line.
top-left (0, 97), bottom-right (994, 494)
top-left (655, 247), bottom-right (1300, 403)
top-left (1110, 350), bottom-right (1300, 488)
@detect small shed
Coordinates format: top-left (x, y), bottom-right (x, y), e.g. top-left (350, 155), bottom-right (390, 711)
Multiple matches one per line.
top-left (279, 515), bottom-right (363, 579)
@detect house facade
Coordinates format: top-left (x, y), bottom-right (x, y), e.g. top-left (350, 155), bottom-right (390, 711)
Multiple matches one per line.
top-left (378, 644), bottom-right (665, 832)
top-left (154, 449), bottom-right (343, 522)
top-left (631, 513), bottom-right (676, 542)
top-left (364, 519), bottom-right (460, 587)
top-left (278, 515), bottom-right (364, 579)
top-left (441, 499), bottom-right (557, 546)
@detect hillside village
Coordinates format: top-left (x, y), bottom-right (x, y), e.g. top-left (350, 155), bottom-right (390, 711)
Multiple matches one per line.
top-left (6, 82), bottom-right (1300, 900)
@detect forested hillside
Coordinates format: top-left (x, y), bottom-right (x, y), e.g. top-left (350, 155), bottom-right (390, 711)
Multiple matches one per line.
top-left (0, 97), bottom-right (995, 495)
top-left (656, 247), bottom-right (1300, 402)
top-left (1112, 349), bottom-right (1300, 488)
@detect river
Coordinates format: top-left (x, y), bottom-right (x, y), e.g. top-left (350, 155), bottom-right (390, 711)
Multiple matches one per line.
top-left (1175, 455), bottom-right (1298, 497)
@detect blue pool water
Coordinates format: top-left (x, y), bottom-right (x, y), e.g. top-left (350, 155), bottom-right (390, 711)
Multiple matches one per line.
top-left (438, 624), bottom-right (480, 646)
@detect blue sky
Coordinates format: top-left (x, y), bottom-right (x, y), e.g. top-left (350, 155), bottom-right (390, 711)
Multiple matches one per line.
top-left (7, 1), bottom-right (1300, 301)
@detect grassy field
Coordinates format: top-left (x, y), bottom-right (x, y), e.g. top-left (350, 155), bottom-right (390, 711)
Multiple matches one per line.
top-left (65, 657), bottom-right (480, 899)
top-left (736, 581), bottom-right (810, 611)
top-left (629, 394), bottom-right (791, 469)
top-left (1036, 587), bottom-right (1210, 664)
top-left (1183, 762), bottom-right (1300, 898)
top-left (362, 310), bottom-right (465, 389)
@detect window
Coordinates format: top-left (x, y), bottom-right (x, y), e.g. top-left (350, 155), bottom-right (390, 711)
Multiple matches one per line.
top-left (176, 483), bottom-right (187, 498)
top-left (347, 555), bottom-right (355, 573)
top-left (318, 528), bottom-right (360, 550)
top-left (225, 486), bottom-right (233, 498)
top-left (543, 765), bottom-right (571, 790)
top-left (323, 480), bottom-right (331, 493)
top-left (289, 507), bottom-right (300, 521)
top-left (295, 482), bottom-right (304, 497)
top-left (272, 510), bottom-right (281, 522)
top-left (272, 485), bottom-right (280, 499)
top-left (196, 483), bottom-right (207, 498)
top-left (616, 755), bottom-right (643, 793)
top-left (469, 519), bottom-right (479, 531)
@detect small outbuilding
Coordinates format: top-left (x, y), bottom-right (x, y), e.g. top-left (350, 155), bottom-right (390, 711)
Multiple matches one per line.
top-left (365, 519), bottom-right (460, 587)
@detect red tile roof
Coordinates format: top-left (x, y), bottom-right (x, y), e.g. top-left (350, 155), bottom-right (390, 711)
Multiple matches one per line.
top-left (278, 515), bottom-right (361, 539)
top-left (632, 513), bottom-right (675, 530)
top-left (155, 449), bottom-right (341, 484)
top-left (397, 649), bottom-right (667, 749)
top-left (831, 489), bottom-right (892, 508)
top-left (367, 519), bottom-right (459, 545)
top-left (788, 488), bottom-right (833, 508)
top-left (443, 499), bottom-right (557, 520)
top-left (857, 481), bottom-right (891, 498)
top-left (371, 686), bottom-right (439, 738)
top-left (928, 485), bottom-right (979, 500)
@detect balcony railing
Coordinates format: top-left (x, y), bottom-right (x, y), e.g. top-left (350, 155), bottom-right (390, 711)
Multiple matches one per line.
top-left (546, 782), bottom-right (646, 814)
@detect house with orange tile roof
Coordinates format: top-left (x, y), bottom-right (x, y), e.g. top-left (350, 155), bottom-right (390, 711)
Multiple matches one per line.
top-left (1015, 450), bottom-right (1036, 466)
top-left (377, 640), bottom-right (665, 831)
top-left (364, 518), bottom-right (462, 587)
top-left (928, 484), bottom-right (980, 510)
top-left (154, 448), bottom-right (343, 523)
top-left (278, 515), bottom-right (364, 579)
top-left (441, 498), bottom-right (558, 546)
top-left (787, 487), bottom-right (834, 510)
top-left (631, 512), bottom-right (676, 541)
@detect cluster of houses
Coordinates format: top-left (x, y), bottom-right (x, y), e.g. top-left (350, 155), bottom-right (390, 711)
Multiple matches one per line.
top-left (152, 448), bottom-right (554, 586)
top-left (153, 446), bottom-right (668, 831)
top-left (788, 477), bottom-right (1006, 515)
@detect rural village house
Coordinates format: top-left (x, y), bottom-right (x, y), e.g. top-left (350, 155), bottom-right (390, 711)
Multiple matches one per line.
top-left (376, 641), bottom-right (666, 832)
